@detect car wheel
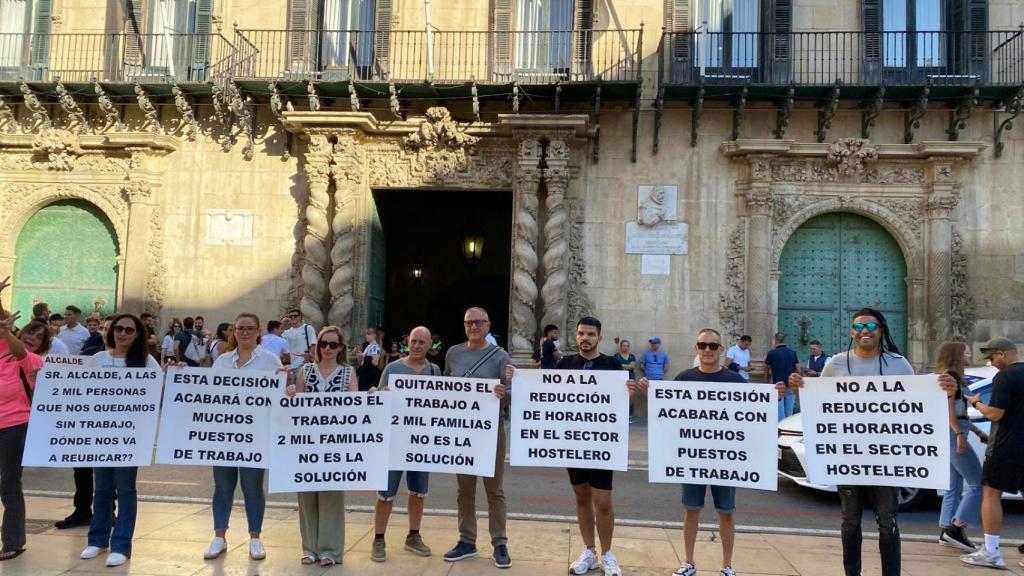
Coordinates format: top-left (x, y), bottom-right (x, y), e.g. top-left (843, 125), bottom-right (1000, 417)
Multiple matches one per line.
top-left (896, 487), bottom-right (932, 511)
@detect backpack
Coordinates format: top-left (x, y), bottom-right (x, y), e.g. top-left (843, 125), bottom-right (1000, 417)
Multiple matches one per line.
top-left (183, 331), bottom-right (204, 364)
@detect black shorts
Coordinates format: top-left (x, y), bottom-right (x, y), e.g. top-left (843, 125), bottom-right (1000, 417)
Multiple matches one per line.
top-left (567, 467), bottom-right (613, 491)
top-left (982, 456), bottom-right (1024, 494)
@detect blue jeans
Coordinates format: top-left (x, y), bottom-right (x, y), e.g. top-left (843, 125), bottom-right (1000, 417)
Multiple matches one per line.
top-left (212, 467), bottom-right (265, 534)
top-left (88, 467), bottom-right (138, 556)
top-left (778, 393), bottom-right (796, 420)
top-left (939, 422), bottom-right (983, 528)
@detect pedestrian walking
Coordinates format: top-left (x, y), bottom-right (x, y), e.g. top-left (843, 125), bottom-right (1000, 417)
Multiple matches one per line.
top-left (765, 333), bottom-right (801, 419)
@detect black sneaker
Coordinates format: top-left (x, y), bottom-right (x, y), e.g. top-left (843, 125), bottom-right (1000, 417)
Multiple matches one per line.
top-left (940, 525), bottom-right (977, 552)
top-left (55, 510), bottom-right (92, 530)
top-left (443, 541), bottom-right (478, 562)
top-left (493, 544), bottom-right (511, 569)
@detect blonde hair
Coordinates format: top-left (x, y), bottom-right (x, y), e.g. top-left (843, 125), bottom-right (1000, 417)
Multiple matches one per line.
top-left (314, 326), bottom-right (347, 364)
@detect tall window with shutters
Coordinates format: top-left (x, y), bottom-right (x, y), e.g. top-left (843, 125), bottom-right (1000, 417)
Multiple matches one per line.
top-left (286, 0), bottom-right (390, 80)
top-left (490, 0), bottom-right (594, 81)
top-left (0, 0), bottom-right (50, 80)
top-left (122, 0), bottom-right (213, 81)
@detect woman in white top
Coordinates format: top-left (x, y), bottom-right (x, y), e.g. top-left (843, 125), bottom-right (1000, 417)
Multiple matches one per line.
top-left (79, 314), bottom-right (161, 568)
top-left (286, 326), bottom-right (357, 566)
top-left (205, 313), bottom-right (283, 562)
top-left (356, 327), bottom-right (382, 391)
top-left (208, 323), bottom-right (232, 364)
top-left (160, 319), bottom-right (181, 364)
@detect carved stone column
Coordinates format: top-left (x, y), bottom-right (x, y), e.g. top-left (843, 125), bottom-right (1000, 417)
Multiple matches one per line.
top-left (925, 162), bottom-right (957, 350)
top-left (509, 139), bottom-right (543, 363)
top-left (120, 179), bottom-right (154, 313)
top-left (300, 135), bottom-right (333, 327)
top-left (744, 162), bottom-right (774, 357)
top-left (328, 131), bottom-right (362, 339)
top-left (541, 139), bottom-right (570, 332)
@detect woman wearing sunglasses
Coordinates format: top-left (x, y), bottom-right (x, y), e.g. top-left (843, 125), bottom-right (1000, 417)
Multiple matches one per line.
top-left (80, 313), bottom-right (160, 568)
top-left (285, 326), bottom-right (357, 566)
top-left (205, 313), bottom-right (283, 562)
top-left (161, 319), bottom-right (181, 365)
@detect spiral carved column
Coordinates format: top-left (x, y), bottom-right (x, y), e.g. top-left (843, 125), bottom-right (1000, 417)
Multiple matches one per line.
top-left (541, 139), bottom-right (570, 331)
top-left (300, 135), bottom-right (332, 327)
top-left (509, 139), bottom-right (543, 363)
top-left (328, 133), bottom-right (361, 340)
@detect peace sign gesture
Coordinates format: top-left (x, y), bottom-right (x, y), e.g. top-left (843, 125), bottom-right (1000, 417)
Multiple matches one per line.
top-left (0, 311), bottom-right (20, 335)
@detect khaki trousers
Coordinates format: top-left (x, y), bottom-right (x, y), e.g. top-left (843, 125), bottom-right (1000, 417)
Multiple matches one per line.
top-left (456, 418), bottom-right (508, 546)
top-left (298, 491), bottom-right (345, 562)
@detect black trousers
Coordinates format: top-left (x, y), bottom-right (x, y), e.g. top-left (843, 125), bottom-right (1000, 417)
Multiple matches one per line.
top-left (839, 485), bottom-right (900, 576)
top-left (0, 424), bottom-right (28, 551)
top-left (73, 467), bottom-right (93, 512)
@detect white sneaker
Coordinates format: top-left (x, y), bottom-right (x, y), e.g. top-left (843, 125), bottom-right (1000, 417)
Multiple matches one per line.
top-left (673, 563), bottom-right (697, 576)
top-left (249, 538), bottom-right (266, 560)
top-left (721, 567), bottom-right (737, 576)
top-left (569, 547), bottom-right (599, 574)
top-left (105, 553), bottom-right (128, 567)
top-left (80, 546), bottom-right (102, 560)
top-left (960, 548), bottom-right (1007, 569)
top-left (602, 551), bottom-right (622, 576)
top-left (203, 537), bottom-right (227, 560)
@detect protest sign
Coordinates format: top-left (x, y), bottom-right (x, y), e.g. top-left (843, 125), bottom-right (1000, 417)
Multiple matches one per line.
top-left (387, 375), bottom-right (501, 476)
top-left (43, 354), bottom-right (87, 367)
top-left (269, 392), bottom-right (390, 493)
top-left (510, 369), bottom-right (629, 471)
top-left (647, 380), bottom-right (777, 489)
top-left (23, 365), bottom-right (162, 467)
top-left (155, 367), bottom-right (284, 468)
top-left (800, 375), bottom-right (949, 489)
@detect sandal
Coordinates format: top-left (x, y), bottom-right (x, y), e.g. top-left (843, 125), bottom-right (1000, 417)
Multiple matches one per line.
top-left (0, 549), bottom-right (25, 561)
top-left (319, 557), bottom-right (336, 567)
top-left (300, 554), bottom-right (317, 565)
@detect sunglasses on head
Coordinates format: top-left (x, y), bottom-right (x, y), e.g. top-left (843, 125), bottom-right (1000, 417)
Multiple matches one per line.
top-left (319, 341), bottom-right (342, 350)
top-left (696, 342), bottom-right (720, 350)
top-left (113, 325), bottom-right (136, 335)
top-left (852, 322), bottom-right (879, 332)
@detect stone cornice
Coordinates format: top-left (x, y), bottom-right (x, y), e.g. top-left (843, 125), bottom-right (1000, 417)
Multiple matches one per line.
top-left (720, 139), bottom-right (986, 160)
top-left (0, 132), bottom-right (178, 153)
top-left (282, 111), bottom-right (596, 139)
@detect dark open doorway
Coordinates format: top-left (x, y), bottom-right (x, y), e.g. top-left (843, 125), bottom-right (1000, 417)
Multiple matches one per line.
top-left (371, 189), bottom-right (512, 353)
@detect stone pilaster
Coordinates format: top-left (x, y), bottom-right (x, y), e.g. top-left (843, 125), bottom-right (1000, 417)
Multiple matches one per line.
top-left (300, 135), bottom-right (332, 327)
top-left (328, 131), bottom-right (362, 340)
top-left (744, 158), bottom-right (774, 357)
top-left (541, 138), bottom-right (570, 333)
top-left (509, 138), bottom-right (543, 363)
top-left (925, 161), bottom-right (957, 350)
top-left (120, 179), bottom-right (154, 313)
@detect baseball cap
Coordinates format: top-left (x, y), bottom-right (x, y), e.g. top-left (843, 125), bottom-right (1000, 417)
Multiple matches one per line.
top-left (649, 337), bottom-right (662, 344)
top-left (980, 337), bottom-right (1017, 359)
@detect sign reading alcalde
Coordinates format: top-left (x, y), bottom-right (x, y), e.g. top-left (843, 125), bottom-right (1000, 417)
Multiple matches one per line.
top-left (43, 354), bottom-right (87, 366)
top-left (510, 369), bottom-right (629, 471)
top-left (647, 380), bottom-right (777, 490)
top-left (800, 375), bottom-right (949, 490)
top-left (155, 367), bottom-right (284, 468)
top-left (24, 366), bottom-right (162, 467)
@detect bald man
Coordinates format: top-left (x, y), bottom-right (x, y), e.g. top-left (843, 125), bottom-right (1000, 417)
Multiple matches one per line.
top-left (370, 327), bottom-right (439, 562)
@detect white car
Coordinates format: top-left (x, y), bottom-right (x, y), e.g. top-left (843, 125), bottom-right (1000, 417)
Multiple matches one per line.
top-left (777, 366), bottom-right (1022, 510)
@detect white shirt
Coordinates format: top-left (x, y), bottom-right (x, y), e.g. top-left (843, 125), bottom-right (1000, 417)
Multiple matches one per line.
top-left (213, 345), bottom-right (283, 371)
top-left (88, 351), bottom-right (162, 369)
top-left (485, 333), bottom-right (497, 346)
top-left (58, 324), bottom-right (90, 355)
top-left (161, 335), bottom-right (175, 356)
top-left (260, 333), bottom-right (290, 360)
top-left (48, 338), bottom-right (70, 356)
top-left (282, 324), bottom-right (317, 369)
top-left (726, 344), bottom-right (751, 381)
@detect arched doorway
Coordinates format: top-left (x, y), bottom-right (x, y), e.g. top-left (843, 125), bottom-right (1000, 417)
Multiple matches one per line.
top-left (777, 212), bottom-right (908, 361)
top-left (12, 200), bottom-right (119, 318)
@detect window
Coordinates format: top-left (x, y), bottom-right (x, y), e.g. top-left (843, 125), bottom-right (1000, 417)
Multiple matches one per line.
top-left (286, 0), bottom-right (390, 80)
top-left (491, 0), bottom-right (594, 81)
top-left (699, 0), bottom-right (760, 70)
top-left (882, 0), bottom-right (943, 68)
top-left (0, 0), bottom-right (50, 80)
top-left (123, 0), bottom-right (213, 81)
top-left (320, 0), bottom-right (376, 71)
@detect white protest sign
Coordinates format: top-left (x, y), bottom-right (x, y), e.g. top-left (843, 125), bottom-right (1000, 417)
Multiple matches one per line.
top-left (511, 369), bottom-right (629, 471)
top-left (155, 367), bottom-right (284, 468)
top-left (24, 365), bottom-right (162, 467)
top-left (648, 380), bottom-right (777, 489)
top-left (387, 375), bottom-right (501, 476)
top-left (269, 392), bottom-right (390, 493)
top-left (801, 375), bottom-right (949, 489)
top-left (43, 354), bottom-right (87, 367)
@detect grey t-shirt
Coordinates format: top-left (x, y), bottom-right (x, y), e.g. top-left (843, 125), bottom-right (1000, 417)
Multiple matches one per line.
top-left (443, 343), bottom-right (511, 385)
top-left (820, 351), bottom-right (915, 377)
top-left (378, 359), bottom-right (441, 390)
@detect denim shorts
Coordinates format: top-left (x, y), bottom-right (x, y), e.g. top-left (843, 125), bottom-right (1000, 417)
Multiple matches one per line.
top-left (682, 484), bottom-right (736, 514)
top-left (377, 470), bottom-right (429, 501)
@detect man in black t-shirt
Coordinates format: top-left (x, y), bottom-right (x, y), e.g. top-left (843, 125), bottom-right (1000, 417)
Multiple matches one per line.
top-left (540, 324), bottom-right (562, 369)
top-left (961, 338), bottom-right (1024, 569)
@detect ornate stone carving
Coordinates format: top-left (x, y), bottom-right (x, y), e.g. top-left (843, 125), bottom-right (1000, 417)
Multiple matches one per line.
top-left (170, 85), bottom-right (198, 141)
top-left (20, 82), bottom-right (51, 131)
top-left (299, 136), bottom-right (332, 327)
top-left (861, 166), bottom-right (925, 185)
top-left (771, 194), bottom-right (820, 232)
top-left (771, 160), bottom-right (924, 185)
top-left (144, 206), bottom-right (166, 316)
top-left (540, 155), bottom-right (570, 331)
top-left (367, 142), bottom-right (513, 189)
top-left (565, 199), bottom-right (593, 338)
top-left (226, 83), bottom-right (254, 161)
top-left (55, 78), bottom-right (87, 134)
top-left (752, 159), bottom-right (770, 181)
top-left (510, 146), bottom-right (542, 355)
top-left (0, 96), bottom-right (15, 134)
top-left (826, 138), bottom-right (878, 176)
top-left (328, 134), bottom-right (363, 337)
top-left (93, 81), bottom-right (125, 132)
top-left (400, 107), bottom-right (481, 183)
top-left (122, 179), bottom-right (152, 203)
top-left (31, 127), bottom-right (83, 171)
top-left (746, 189), bottom-right (773, 213)
top-left (950, 230), bottom-right (976, 337)
top-left (719, 223), bottom-right (747, 342)
top-left (134, 83), bottom-right (160, 134)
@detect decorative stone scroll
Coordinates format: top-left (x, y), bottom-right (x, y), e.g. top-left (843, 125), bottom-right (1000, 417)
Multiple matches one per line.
top-left (299, 135), bottom-right (332, 328)
top-left (540, 139), bottom-right (570, 332)
top-left (328, 132), bottom-right (363, 337)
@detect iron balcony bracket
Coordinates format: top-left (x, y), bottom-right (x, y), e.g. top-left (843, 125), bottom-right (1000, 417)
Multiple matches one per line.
top-left (994, 86), bottom-right (1024, 158)
top-left (861, 84), bottom-right (886, 140)
top-left (946, 84), bottom-right (979, 142)
top-left (732, 84), bottom-right (749, 141)
top-left (774, 83), bottom-right (796, 139)
top-left (816, 79), bottom-right (841, 143)
top-left (904, 83), bottom-right (930, 144)
top-left (691, 82), bottom-right (704, 147)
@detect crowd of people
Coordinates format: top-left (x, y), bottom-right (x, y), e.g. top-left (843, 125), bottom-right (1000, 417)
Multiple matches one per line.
top-left (0, 274), bottom-right (1021, 576)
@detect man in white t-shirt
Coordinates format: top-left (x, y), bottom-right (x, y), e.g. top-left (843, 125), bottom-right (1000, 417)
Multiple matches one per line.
top-left (58, 305), bottom-right (90, 355)
top-left (724, 335), bottom-right (752, 381)
top-left (260, 320), bottom-right (291, 364)
top-left (281, 308), bottom-right (316, 371)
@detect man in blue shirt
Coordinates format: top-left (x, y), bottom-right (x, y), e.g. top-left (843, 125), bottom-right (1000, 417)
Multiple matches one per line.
top-left (764, 332), bottom-right (801, 420)
top-left (639, 337), bottom-right (670, 381)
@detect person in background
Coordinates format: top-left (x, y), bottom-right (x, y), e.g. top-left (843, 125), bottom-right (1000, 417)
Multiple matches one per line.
top-left (79, 313), bottom-right (160, 568)
top-left (174, 317), bottom-right (201, 367)
top-left (639, 337), bottom-right (669, 382)
top-left (616, 340), bottom-right (637, 423)
top-left (48, 313), bottom-right (63, 332)
top-left (386, 342), bottom-right (402, 365)
top-left (805, 340), bottom-right (830, 377)
top-left (31, 303), bottom-right (49, 324)
top-left (208, 323), bottom-right (233, 364)
top-left (80, 317), bottom-right (104, 356)
top-left (286, 326), bottom-right (356, 567)
top-left (259, 321), bottom-right (289, 365)
top-left (356, 328), bottom-right (382, 391)
top-left (161, 319), bottom-right (181, 365)
top-left (765, 333), bottom-right (801, 420)
top-left (539, 325), bottom-right (562, 369)
top-left (58, 306), bottom-right (89, 355)
top-left (427, 331), bottom-right (445, 372)
top-left (282, 308), bottom-right (316, 373)
top-left (724, 335), bottom-right (753, 381)
top-left (140, 313), bottom-right (160, 360)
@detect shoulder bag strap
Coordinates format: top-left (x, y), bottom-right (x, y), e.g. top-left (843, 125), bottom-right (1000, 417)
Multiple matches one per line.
top-left (18, 367), bottom-right (33, 403)
top-left (462, 346), bottom-right (503, 378)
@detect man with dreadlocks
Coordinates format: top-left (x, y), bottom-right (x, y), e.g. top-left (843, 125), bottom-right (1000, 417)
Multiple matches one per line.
top-left (781, 307), bottom-right (956, 576)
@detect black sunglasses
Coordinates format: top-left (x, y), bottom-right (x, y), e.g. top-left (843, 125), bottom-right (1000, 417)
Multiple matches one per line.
top-left (113, 326), bottom-right (137, 335)
top-left (319, 341), bottom-right (342, 350)
top-left (696, 342), bottom-right (721, 351)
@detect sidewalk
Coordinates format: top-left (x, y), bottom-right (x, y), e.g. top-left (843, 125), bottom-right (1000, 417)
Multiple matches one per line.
top-left (7, 496), bottom-right (1024, 576)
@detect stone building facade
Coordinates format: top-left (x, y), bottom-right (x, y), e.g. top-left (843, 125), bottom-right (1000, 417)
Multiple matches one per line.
top-left (0, 0), bottom-right (1022, 369)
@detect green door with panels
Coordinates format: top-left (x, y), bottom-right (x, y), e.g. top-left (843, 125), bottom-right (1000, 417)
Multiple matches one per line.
top-left (778, 213), bottom-right (907, 362)
top-left (12, 201), bottom-right (119, 319)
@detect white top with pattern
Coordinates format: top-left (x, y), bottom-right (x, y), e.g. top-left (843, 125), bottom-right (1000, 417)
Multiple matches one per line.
top-left (301, 362), bottom-right (352, 393)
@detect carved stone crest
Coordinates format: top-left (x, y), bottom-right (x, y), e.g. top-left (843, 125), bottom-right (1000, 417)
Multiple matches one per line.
top-left (826, 138), bottom-right (878, 176)
top-left (403, 107), bottom-right (480, 182)
top-left (31, 127), bottom-right (83, 171)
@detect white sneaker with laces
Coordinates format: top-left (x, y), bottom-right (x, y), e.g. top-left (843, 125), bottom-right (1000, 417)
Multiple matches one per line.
top-left (105, 552), bottom-right (128, 567)
top-left (249, 538), bottom-right (266, 560)
top-left (673, 562), bottom-right (697, 576)
top-left (569, 547), bottom-right (599, 574)
top-left (203, 537), bottom-right (227, 560)
top-left (721, 566), bottom-right (737, 576)
top-left (602, 550), bottom-right (622, 576)
top-left (960, 547), bottom-right (1006, 569)
top-left (80, 546), bottom-right (102, 560)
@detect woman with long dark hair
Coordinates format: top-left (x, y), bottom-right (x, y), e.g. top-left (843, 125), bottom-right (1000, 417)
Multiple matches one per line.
top-left (208, 322), bottom-right (232, 364)
top-left (79, 313), bottom-right (160, 568)
top-left (161, 319), bottom-right (181, 364)
top-left (205, 313), bottom-right (282, 562)
top-left (936, 341), bottom-right (986, 551)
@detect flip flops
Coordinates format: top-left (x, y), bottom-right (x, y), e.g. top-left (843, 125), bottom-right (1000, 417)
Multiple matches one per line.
top-left (300, 554), bottom-right (317, 565)
top-left (0, 549), bottom-right (25, 561)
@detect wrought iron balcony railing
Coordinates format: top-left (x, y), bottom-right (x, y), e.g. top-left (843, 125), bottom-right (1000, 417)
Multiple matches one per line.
top-left (234, 28), bottom-right (642, 84)
top-left (659, 29), bottom-right (1024, 87)
top-left (0, 32), bottom-right (237, 83)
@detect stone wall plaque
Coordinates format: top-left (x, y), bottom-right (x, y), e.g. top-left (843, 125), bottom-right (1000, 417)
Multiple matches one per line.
top-left (625, 222), bottom-right (689, 255)
top-left (205, 209), bottom-right (254, 245)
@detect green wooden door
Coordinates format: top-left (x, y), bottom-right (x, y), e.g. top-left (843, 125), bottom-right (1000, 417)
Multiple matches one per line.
top-left (778, 213), bottom-right (907, 361)
top-left (12, 201), bottom-right (119, 318)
